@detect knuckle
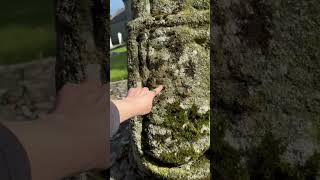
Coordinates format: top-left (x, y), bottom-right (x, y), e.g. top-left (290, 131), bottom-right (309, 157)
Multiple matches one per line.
top-left (129, 88), bottom-right (136, 93)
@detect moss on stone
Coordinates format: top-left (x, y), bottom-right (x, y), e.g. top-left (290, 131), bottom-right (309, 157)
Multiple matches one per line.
top-left (164, 102), bottom-right (209, 140)
top-left (212, 111), bottom-right (319, 179)
top-left (129, 0), bottom-right (210, 178)
top-left (143, 101), bottom-right (210, 165)
top-left (234, 0), bottom-right (274, 51)
top-left (211, 113), bottom-right (249, 180)
top-left (130, 116), bottom-right (210, 180)
top-left (247, 133), bottom-right (320, 180)
top-left (212, 0), bottom-right (320, 178)
top-left (159, 148), bottom-right (198, 166)
top-left (212, 128), bottom-right (320, 180)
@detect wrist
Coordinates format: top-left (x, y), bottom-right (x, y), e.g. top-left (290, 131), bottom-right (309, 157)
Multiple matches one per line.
top-left (112, 99), bottom-right (136, 123)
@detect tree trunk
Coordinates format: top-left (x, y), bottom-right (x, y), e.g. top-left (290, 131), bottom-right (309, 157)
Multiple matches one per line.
top-left (55, 0), bottom-right (108, 179)
top-left (212, 0), bottom-right (320, 179)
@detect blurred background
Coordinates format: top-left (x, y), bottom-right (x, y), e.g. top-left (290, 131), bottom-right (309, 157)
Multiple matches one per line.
top-left (0, 0), bottom-right (113, 179)
top-left (0, 0), bottom-right (129, 82)
top-left (110, 0), bottom-right (129, 82)
top-left (0, 0), bottom-right (55, 65)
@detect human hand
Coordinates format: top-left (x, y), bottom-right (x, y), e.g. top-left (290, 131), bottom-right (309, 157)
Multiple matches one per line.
top-left (125, 85), bottom-right (163, 116)
top-left (54, 81), bottom-right (107, 121)
top-left (54, 80), bottom-right (108, 169)
top-left (112, 85), bottom-right (163, 123)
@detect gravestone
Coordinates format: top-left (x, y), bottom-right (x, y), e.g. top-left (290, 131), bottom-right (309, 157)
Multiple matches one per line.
top-left (128, 0), bottom-right (210, 179)
top-left (118, 32), bottom-right (123, 45)
top-left (212, 0), bottom-right (320, 179)
top-left (111, 39), bottom-right (114, 49)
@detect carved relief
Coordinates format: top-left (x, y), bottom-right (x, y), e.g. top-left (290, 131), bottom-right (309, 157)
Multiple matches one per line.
top-left (128, 0), bottom-right (210, 179)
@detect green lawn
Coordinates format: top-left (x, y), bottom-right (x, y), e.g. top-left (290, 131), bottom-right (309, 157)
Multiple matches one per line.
top-left (0, 0), bottom-right (55, 65)
top-left (110, 46), bottom-right (128, 82)
top-left (111, 46), bottom-right (127, 54)
top-left (0, 0), bottom-right (128, 82)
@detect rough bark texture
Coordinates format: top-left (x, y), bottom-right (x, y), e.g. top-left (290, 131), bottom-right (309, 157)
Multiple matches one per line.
top-left (212, 0), bottom-right (320, 179)
top-left (55, 0), bottom-right (108, 179)
top-left (56, 0), bottom-right (109, 90)
top-left (128, 0), bottom-right (210, 179)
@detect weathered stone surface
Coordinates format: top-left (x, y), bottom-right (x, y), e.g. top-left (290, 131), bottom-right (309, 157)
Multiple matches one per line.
top-left (110, 80), bottom-right (128, 100)
top-left (55, 0), bottom-right (109, 89)
top-left (212, 0), bottom-right (320, 179)
top-left (0, 58), bottom-right (56, 121)
top-left (128, 0), bottom-right (210, 179)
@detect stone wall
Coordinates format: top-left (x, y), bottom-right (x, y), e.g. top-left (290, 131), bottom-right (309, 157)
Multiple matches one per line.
top-left (0, 58), bottom-right (56, 121)
top-left (212, 0), bottom-right (320, 179)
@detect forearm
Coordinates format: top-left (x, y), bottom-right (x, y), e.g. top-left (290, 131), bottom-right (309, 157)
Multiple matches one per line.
top-left (0, 113), bottom-right (108, 180)
top-left (111, 85), bottom-right (162, 125)
top-left (111, 100), bottom-right (136, 123)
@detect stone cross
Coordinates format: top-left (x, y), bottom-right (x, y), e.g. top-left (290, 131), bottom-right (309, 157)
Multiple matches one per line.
top-left (128, 0), bottom-right (210, 179)
top-left (117, 32), bottom-right (123, 44)
top-left (110, 38), bottom-right (114, 49)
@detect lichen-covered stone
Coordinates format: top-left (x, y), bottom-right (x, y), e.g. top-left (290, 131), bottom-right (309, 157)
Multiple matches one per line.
top-left (128, 0), bottom-right (210, 179)
top-left (212, 0), bottom-right (320, 179)
top-left (56, 0), bottom-right (109, 90)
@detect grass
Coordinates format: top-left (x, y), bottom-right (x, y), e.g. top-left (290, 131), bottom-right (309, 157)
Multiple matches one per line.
top-left (0, 0), bottom-right (55, 65)
top-left (110, 45), bottom-right (128, 82)
top-left (111, 46), bottom-right (127, 53)
top-left (0, 0), bottom-right (128, 83)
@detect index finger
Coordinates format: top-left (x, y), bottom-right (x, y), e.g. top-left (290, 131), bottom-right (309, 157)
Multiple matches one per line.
top-left (153, 85), bottom-right (164, 96)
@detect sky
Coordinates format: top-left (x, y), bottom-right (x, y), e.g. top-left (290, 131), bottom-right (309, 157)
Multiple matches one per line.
top-left (110, 0), bottom-right (125, 16)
